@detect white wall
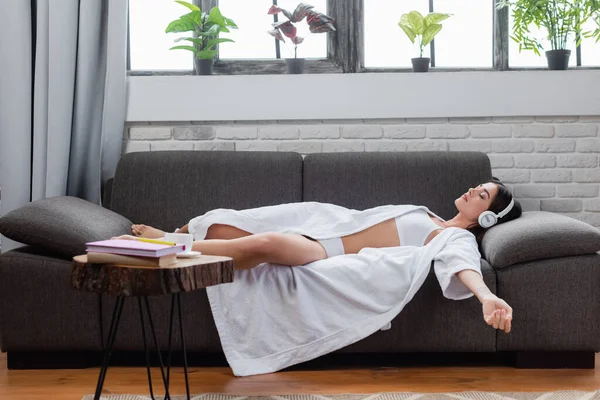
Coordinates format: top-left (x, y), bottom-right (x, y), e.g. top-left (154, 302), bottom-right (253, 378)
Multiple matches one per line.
top-left (126, 70), bottom-right (600, 122)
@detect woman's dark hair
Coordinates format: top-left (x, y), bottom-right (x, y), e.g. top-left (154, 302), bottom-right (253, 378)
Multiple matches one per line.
top-left (467, 178), bottom-right (522, 244)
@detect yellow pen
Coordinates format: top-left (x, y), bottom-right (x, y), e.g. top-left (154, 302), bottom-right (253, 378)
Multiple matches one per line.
top-left (138, 238), bottom-right (176, 246)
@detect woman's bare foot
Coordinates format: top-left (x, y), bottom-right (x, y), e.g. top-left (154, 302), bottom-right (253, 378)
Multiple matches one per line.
top-left (131, 224), bottom-right (166, 238)
top-left (111, 234), bottom-right (138, 240)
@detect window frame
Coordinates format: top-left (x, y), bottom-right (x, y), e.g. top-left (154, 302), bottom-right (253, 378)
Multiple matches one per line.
top-left (127, 0), bottom-right (598, 75)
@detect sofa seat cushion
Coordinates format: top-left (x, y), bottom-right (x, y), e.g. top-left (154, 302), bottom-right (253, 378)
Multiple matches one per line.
top-left (0, 196), bottom-right (133, 258)
top-left (481, 211), bottom-right (600, 269)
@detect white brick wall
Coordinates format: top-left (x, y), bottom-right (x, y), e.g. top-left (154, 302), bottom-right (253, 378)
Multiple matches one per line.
top-left (124, 116), bottom-right (600, 227)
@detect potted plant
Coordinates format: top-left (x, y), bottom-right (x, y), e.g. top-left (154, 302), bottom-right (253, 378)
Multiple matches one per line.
top-left (165, 0), bottom-right (237, 75)
top-left (398, 11), bottom-right (452, 72)
top-left (497, 0), bottom-right (600, 70)
top-left (267, 3), bottom-right (336, 74)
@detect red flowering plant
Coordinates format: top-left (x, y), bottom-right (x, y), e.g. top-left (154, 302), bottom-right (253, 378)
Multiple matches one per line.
top-left (267, 3), bottom-right (336, 59)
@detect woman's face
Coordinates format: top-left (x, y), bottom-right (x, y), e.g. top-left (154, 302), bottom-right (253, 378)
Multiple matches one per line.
top-left (455, 182), bottom-right (499, 224)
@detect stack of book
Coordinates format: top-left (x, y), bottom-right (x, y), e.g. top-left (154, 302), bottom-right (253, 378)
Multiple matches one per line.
top-left (85, 239), bottom-right (185, 267)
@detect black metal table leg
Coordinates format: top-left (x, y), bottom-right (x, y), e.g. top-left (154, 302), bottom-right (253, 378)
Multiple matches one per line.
top-left (164, 293), bottom-right (189, 400)
top-left (143, 296), bottom-right (172, 400)
top-left (94, 296), bottom-right (125, 400)
top-left (138, 297), bottom-right (159, 400)
top-left (167, 293), bottom-right (190, 400)
top-left (93, 294), bottom-right (191, 400)
top-left (165, 295), bottom-right (176, 395)
top-left (177, 293), bottom-right (191, 400)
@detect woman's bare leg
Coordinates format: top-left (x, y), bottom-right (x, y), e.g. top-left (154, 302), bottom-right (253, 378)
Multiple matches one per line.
top-left (126, 223), bottom-right (327, 269)
top-left (192, 232), bottom-right (327, 270)
top-left (132, 222), bottom-right (239, 238)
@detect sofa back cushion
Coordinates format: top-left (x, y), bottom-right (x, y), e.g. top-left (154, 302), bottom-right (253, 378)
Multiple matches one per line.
top-left (110, 151), bottom-right (303, 231)
top-left (303, 151), bottom-right (493, 220)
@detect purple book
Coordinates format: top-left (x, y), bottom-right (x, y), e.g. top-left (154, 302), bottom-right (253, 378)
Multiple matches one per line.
top-left (85, 239), bottom-right (185, 258)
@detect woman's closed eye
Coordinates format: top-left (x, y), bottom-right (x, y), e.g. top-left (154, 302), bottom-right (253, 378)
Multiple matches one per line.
top-left (476, 184), bottom-right (489, 200)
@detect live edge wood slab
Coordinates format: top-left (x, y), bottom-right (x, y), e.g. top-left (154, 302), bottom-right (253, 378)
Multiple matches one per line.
top-left (72, 254), bottom-right (234, 297)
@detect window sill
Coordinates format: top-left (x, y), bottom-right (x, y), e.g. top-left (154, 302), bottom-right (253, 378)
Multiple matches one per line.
top-left (128, 59), bottom-right (340, 76)
top-left (126, 69), bottom-right (600, 122)
top-left (364, 66), bottom-right (600, 73)
top-left (127, 65), bottom-right (600, 76)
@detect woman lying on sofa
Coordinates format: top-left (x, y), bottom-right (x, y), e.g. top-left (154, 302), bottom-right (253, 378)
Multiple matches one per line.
top-left (115, 178), bottom-right (522, 376)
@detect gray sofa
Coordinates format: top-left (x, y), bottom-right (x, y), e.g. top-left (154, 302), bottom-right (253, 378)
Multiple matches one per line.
top-left (1, 150), bottom-right (599, 370)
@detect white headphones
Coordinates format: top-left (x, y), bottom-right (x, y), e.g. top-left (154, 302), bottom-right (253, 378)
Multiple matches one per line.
top-left (478, 197), bottom-right (515, 229)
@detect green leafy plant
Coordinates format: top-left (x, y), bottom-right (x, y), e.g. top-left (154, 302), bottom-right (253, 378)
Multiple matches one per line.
top-left (496, 0), bottom-right (600, 55)
top-left (593, 13), bottom-right (600, 42)
top-left (165, 0), bottom-right (238, 60)
top-left (398, 11), bottom-right (452, 58)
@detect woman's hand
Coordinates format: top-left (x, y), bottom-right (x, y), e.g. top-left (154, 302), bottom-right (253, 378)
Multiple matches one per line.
top-left (455, 270), bottom-right (513, 334)
top-left (482, 296), bottom-right (512, 333)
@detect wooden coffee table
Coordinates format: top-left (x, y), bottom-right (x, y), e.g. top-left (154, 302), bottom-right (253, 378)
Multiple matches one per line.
top-left (72, 254), bottom-right (234, 400)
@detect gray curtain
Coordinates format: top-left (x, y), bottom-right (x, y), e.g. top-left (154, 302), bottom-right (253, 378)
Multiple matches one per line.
top-left (0, 0), bottom-right (127, 252)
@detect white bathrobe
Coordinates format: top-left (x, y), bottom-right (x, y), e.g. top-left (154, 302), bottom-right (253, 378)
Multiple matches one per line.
top-left (187, 202), bottom-right (482, 377)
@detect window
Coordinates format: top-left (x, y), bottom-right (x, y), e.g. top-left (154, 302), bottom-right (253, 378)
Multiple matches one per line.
top-left (217, 0), bottom-right (277, 59)
top-left (364, 0), bottom-right (493, 68)
top-left (433, 0), bottom-right (493, 67)
top-left (364, 0), bottom-right (429, 68)
top-left (217, 0), bottom-right (327, 60)
top-left (507, 10), bottom-right (577, 68)
top-left (129, 0), bottom-right (194, 70)
top-left (580, 18), bottom-right (600, 66)
top-left (127, 0), bottom-right (599, 73)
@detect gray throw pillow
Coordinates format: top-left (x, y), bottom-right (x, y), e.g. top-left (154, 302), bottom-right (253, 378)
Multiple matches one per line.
top-left (481, 211), bottom-right (600, 269)
top-left (0, 196), bottom-right (133, 258)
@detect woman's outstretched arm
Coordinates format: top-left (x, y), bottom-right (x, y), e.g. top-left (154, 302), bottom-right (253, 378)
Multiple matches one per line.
top-left (456, 269), bottom-right (513, 333)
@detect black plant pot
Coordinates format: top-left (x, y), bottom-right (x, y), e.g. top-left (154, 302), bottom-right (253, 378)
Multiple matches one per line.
top-left (195, 58), bottom-right (214, 75)
top-left (411, 57), bottom-right (430, 72)
top-left (545, 50), bottom-right (571, 70)
top-left (286, 58), bottom-right (305, 74)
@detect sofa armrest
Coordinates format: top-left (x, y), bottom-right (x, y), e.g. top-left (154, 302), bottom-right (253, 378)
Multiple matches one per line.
top-left (481, 211), bottom-right (600, 269)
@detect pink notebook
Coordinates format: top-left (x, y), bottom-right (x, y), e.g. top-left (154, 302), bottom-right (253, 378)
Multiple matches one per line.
top-left (86, 239), bottom-right (185, 258)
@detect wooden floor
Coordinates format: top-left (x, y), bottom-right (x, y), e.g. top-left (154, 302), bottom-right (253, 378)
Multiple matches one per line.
top-left (0, 352), bottom-right (598, 400)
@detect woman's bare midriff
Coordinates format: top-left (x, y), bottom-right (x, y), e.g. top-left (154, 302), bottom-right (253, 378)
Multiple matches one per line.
top-left (340, 214), bottom-right (445, 254)
top-left (341, 218), bottom-right (399, 254)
